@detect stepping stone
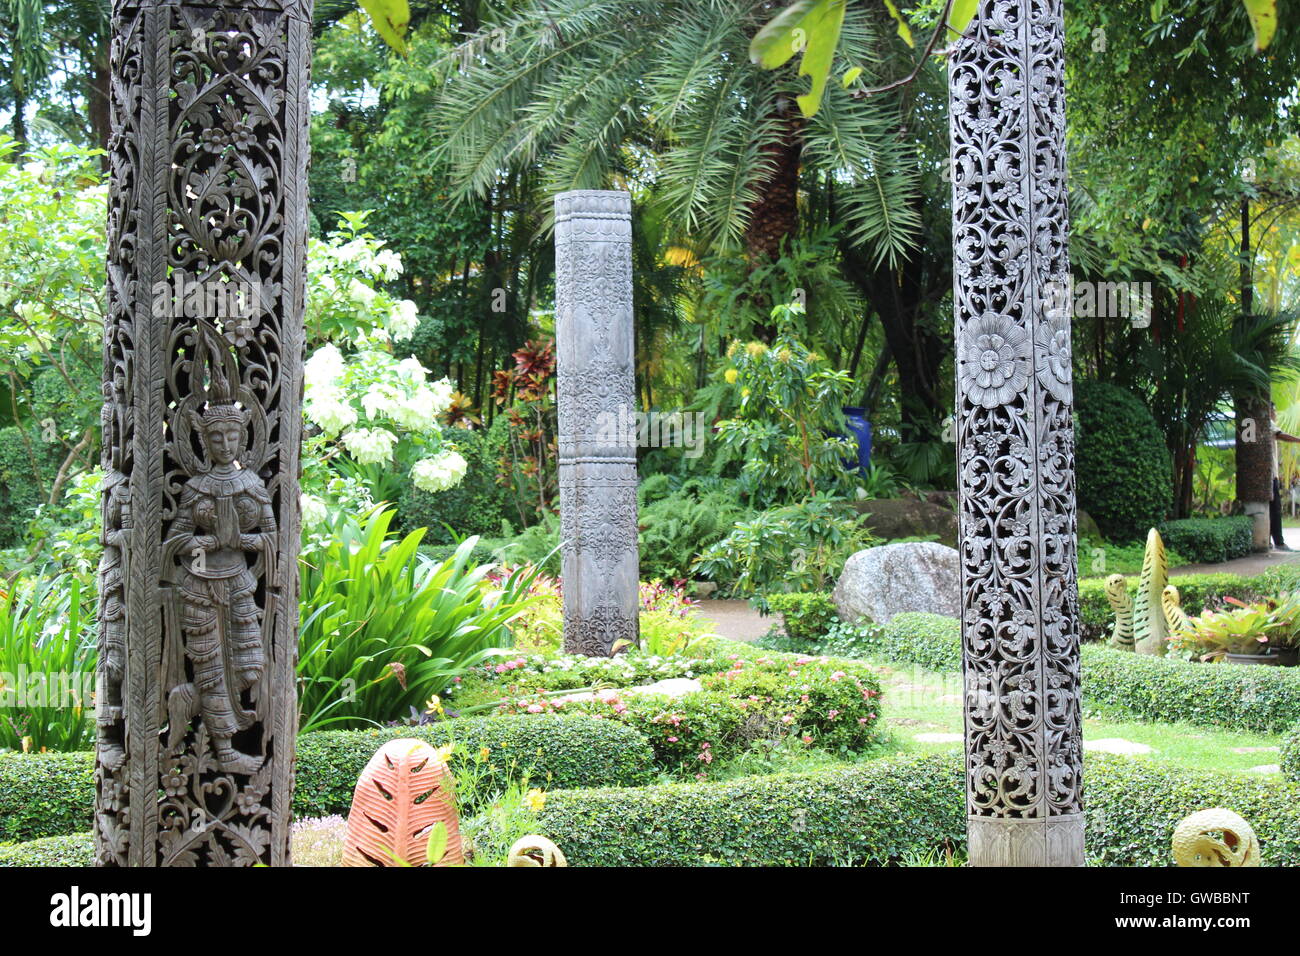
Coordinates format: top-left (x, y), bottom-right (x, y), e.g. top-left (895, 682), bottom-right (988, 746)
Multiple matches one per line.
top-left (1083, 738), bottom-right (1153, 755)
top-left (913, 733), bottom-right (963, 744)
top-left (1247, 764), bottom-right (1281, 775)
top-left (1230, 747), bottom-right (1280, 754)
top-left (551, 678), bottom-right (702, 704)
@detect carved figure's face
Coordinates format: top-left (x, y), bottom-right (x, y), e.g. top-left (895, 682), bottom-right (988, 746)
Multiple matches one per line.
top-left (205, 422), bottom-right (242, 466)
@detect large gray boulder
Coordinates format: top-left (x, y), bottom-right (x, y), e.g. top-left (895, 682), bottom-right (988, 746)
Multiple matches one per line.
top-left (851, 497), bottom-right (959, 548)
top-left (832, 542), bottom-right (960, 624)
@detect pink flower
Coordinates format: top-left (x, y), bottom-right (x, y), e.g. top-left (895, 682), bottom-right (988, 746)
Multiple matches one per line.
top-left (858, 717), bottom-right (868, 725)
top-left (667, 736), bottom-right (678, 743)
top-left (827, 709), bottom-right (840, 720)
top-left (494, 664), bottom-right (507, 674)
top-left (802, 735), bottom-right (813, 745)
top-left (781, 715), bottom-right (794, 725)
top-left (613, 703), bottom-right (627, 714)
top-left (830, 671), bottom-right (845, 682)
top-left (526, 703), bottom-right (544, 713)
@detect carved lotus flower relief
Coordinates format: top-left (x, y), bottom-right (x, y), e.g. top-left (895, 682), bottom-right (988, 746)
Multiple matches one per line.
top-left (1034, 312), bottom-right (1072, 403)
top-left (959, 312), bottom-right (1030, 408)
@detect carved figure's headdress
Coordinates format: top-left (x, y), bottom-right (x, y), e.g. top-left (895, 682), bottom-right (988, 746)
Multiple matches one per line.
top-left (192, 321), bottom-right (248, 429)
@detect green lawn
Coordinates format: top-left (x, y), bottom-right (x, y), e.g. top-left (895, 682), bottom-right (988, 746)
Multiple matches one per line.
top-left (868, 659), bottom-right (1285, 775)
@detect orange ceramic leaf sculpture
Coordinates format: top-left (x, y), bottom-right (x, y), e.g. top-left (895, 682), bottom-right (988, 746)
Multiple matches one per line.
top-left (342, 738), bottom-right (464, 867)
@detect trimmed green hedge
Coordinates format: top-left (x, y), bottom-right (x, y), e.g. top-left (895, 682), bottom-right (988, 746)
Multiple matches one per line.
top-left (877, 613), bottom-right (1300, 733)
top-left (1284, 723), bottom-right (1300, 785)
top-left (532, 752), bottom-right (1300, 866)
top-left (1158, 517), bottom-right (1254, 564)
top-left (0, 833), bottom-right (94, 867)
top-left (0, 714), bottom-right (653, 844)
top-left (7, 753), bottom-right (1299, 867)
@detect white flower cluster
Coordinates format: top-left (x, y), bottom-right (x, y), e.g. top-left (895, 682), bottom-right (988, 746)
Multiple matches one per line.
top-left (410, 449), bottom-right (469, 493)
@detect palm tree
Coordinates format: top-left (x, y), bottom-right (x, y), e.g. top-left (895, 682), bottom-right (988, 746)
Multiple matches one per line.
top-left (433, 0), bottom-right (920, 276)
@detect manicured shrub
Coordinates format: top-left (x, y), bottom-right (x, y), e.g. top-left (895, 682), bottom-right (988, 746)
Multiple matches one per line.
top-left (535, 752), bottom-right (966, 866)
top-left (1084, 756), bottom-right (1300, 866)
top-left (874, 613), bottom-right (1300, 733)
top-left (1282, 722), bottom-right (1300, 785)
top-left (0, 714), bottom-right (654, 843)
top-left (532, 753), bottom-right (1300, 867)
top-left (1074, 380), bottom-right (1172, 542)
top-left (9, 754), bottom-right (1300, 867)
top-left (765, 592), bottom-right (838, 645)
top-left (0, 833), bottom-right (94, 867)
top-left (1158, 517), bottom-right (1254, 564)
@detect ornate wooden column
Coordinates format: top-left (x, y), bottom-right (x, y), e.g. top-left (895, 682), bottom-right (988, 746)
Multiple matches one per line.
top-left (554, 191), bottom-right (640, 656)
top-left (97, 0), bottom-right (311, 866)
top-left (949, 0), bottom-right (1084, 866)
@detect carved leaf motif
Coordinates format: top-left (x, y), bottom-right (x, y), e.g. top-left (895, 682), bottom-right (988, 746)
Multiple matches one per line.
top-left (342, 739), bottom-right (464, 867)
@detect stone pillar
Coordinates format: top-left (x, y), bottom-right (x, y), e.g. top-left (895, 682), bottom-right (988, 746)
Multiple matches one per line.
top-left (97, 0), bottom-right (311, 866)
top-left (553, 191), bottom-right (640, 656)
top-left (949, 0), bottom-right (1084, 866)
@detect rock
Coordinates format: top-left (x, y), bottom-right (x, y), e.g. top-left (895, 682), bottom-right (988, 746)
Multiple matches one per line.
top-left (852, 498), bottom-right (958, 548)
top-left (832, 542), bottom-right (960, 625)
top-left (1083, 738), bottom-right (1153, 755)
top-left (1247, 764), bottom-right (1281, 775)
top-left (691, 580), bottom-right (718, 599)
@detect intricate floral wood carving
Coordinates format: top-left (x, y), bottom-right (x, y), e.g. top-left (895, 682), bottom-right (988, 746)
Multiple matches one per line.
top-left (554, 191), bottom-right (640, 657)
top-left (97, 0), bottom-right (310, 866)
top-left (949, 0), bottom-right (1083, 866)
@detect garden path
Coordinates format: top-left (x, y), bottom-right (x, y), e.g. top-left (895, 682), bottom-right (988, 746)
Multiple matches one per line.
top-left (1171, 526), bottom-right (1300, 578)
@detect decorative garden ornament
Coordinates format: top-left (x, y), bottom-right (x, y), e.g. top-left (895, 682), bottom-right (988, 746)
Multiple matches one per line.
top-left (507, 835), bottom-right (568, 867)
top-left (96, 0), bottom-right (311, 866)
top-left (343, 739), bottom-right (464, 867)
top-left (553, 190), bottom-right (640, 657)
top-left (950, 0), bottom-right (1083, 866)
top-left (1172, 809), bottom-right (1261, 867)
top-left (1103, 529), bottom-right (1184, 655)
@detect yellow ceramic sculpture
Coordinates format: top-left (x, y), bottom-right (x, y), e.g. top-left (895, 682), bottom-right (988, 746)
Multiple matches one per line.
top-left (507, 835), bottom-right (568, 867)
top-left (1172, 809), bottom-right (1260, 867)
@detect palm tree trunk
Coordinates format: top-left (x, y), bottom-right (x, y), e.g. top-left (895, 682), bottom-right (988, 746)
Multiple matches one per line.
top-left (743, 96), bottom-right (804, 340)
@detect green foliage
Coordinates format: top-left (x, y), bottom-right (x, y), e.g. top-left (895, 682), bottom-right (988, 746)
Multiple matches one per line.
top-left (765, 592), bottom-right (838, 644)
top-left (1283, 722), bottom-right (1300, 784)
top-left (537, 752), bottom-right (963, 867)
top-left (0, 572), bottom-right (96, 752)
top-left (1074, 380), bottom-right (1173, 541)
top-left (874, 612), bottom-right (1300, 734)
top-left (396, 417), bottom-right (513, 545)
top-left (13, 751), bottom-right (1300, 867)
top-left (637, 478), bottom-right (753, 582)
top-left (695, 493), bottom-right (873, 602)
top-left (1158, 516), bottom-right (1254, 564)
top-left (0, 714), bottom-right (654, 844)
top-left (1079, 536), bottom-right (1187, 577)
top-left (716, 308), bottom-right (856, 504)
top-left (501, 512), bottom-right (562, 577)
top-left (297, 508), bottom-right (538, 732)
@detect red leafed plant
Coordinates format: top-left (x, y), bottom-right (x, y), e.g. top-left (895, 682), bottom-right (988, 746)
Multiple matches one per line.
top-left (342, 738), bottom-right (464, 867)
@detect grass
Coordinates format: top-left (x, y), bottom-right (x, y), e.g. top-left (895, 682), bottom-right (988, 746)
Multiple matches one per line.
top-left (868, 658), bottom-right (1285, 775)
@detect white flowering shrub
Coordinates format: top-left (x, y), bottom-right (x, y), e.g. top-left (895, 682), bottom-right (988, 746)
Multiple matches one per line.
top-left (301, 212), bottom-right (467, 528)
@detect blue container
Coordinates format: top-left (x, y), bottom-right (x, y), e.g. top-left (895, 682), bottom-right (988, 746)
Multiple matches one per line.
top-left (841, 406), bottom-right (873, 474)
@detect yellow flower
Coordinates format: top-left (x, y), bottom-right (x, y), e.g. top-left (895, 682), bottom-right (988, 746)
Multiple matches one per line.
top-left (776, 348), bottom-right (792, 364)
top-left (724, 368), bottom-right (738, 384)
top-left (425, 694), bottom-right (444, 715)
top-left (477, 746), bottom-right (491, 762)
top-left (745, 341), bottom-right (768, 357)
top-left (524, 788), bottom-right (546, 812)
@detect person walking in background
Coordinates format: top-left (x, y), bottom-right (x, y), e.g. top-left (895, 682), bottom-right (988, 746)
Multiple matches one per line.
top-left (1270, 403), bottom-right (1300, 551)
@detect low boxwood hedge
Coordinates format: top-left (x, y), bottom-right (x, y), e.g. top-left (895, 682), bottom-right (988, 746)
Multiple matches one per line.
top-left (1158, 517), bottom-right (1254, 565)
top-left (1283, 723), bottom-right (1300, 785)
top-left (0, 714), bottom-right (653, 844)
top-left (7, 752), bottom-right (1298, 867)
top-left (531, 752), bottom-right (1300, 867)
top-left (876, 613), bottom-right (1300, 734)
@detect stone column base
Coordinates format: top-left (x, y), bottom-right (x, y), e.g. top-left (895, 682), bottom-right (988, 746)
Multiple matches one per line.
top-left (968, 814), bottom-right (1085, 867)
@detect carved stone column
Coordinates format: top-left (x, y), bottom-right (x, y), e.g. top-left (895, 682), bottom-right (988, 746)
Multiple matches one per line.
top-left (554, 191), bottom-right (640, 656)
top-left (97, 0), bottom-right (311, 866)
top-left (949, 0), bottom-right (1084, 866)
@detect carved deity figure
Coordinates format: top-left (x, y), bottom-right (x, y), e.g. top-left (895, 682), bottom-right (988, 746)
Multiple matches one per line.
top-left (97, 378), bottom-right (132, 772)
top-left (163, 329), bottom-right (276, 775)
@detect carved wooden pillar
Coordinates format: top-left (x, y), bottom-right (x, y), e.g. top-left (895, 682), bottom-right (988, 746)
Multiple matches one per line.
top-left (97, 0), bottom-right (311, 866)
top-left (554, 191), bottom-right (640, 656)
top-left (949, 0), bottom-right (1084, 866)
